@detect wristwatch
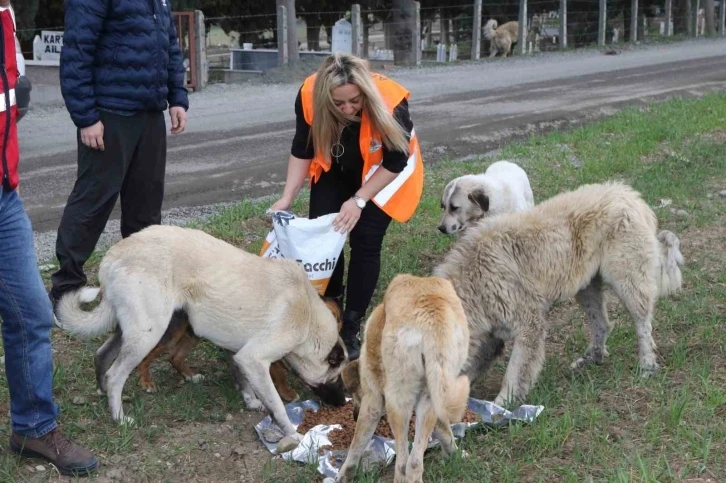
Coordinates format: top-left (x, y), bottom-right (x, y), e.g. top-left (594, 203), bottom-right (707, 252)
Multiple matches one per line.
top-left (352, 195), bottom-right (367, 209)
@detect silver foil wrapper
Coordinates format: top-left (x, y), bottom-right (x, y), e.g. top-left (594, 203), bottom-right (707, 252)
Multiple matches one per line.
top-left (254, 398), bottom-right (544, 478)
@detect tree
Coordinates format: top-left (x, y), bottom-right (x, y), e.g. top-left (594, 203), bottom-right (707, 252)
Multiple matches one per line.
top-left (673, 0), bottom-right (692, 35)
top-left (276, 0), bottom-right (299, 60)
top-left (704, 0), bottom-right (716, 35)
top-left (13, 0), bottom-right (41, 57)
top-left (391, 0), bottom-right (414, 64)
top-left (296, 0), bottom-right (353, 50)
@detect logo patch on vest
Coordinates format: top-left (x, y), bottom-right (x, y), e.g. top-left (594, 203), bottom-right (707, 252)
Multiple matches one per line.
top-left (369, 139), bottom-right (382, 153)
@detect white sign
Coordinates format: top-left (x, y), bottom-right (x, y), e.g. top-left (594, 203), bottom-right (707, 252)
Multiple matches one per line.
top-left (331, 19), bottom-right (352, 54)
top-left (39, 30), bottom-right (64, 62)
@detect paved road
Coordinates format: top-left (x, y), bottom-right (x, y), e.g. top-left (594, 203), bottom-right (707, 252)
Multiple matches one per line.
top-left (17, 38), bottom-right (726, 235)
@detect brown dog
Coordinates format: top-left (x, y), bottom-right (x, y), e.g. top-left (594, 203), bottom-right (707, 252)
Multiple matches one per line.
top-left (483, 19), bottom-right (519, 58)
top-left (337, 274), bottom-right (470, 483)
top-left (137, 298), bottom-right (344, 403)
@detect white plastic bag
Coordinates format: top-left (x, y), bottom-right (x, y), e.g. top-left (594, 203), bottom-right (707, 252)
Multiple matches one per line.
top-left (259, 211), bottom-right (347, 295)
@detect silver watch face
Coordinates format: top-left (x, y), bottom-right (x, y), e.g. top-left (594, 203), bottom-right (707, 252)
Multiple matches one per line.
top-left (355, 197), bottom-right (366, 208)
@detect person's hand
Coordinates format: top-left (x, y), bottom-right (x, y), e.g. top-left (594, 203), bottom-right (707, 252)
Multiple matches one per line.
top-left (80, 121), bottom-right (105, 150)
top-left (270, 197), bottom-right (293, 213)
top-left (334, 198), bottom-right (362, 233)
top-left (169, 106), bottom-right (187, 134)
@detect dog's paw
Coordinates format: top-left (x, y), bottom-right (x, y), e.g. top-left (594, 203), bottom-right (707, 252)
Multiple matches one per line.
top-left (118, 415), bottom-right (135, 426)
top-left (186, 374), bottom-right (205, 384)
top-left (96, 388), bottom-right (104, 396)
top-left (638, 357), bottom-right (660, 378)
top-left (571, 346), bottom-right (608, 370)
top-left (393, 469), bottom-right (407, 483)
top-left (281, 391), bottom-right (300, 403)
top-left (276, 435), bottom-right (302, 454)
top-left (140, 381), bottom-right (158, 393)
top-left (245, 398), bottom-right (267, 412)
top-left (459, 449), bottom-right (470, 459)
top-left (261, 426), bottom-right (285, 444)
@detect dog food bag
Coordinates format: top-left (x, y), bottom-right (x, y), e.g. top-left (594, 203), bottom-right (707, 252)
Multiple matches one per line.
top-left (260, 211), bottom-right (347, 295)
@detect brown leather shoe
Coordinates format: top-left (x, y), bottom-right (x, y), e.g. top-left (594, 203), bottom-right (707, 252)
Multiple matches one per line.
top-left (10, 428), bottom-right (99, 476)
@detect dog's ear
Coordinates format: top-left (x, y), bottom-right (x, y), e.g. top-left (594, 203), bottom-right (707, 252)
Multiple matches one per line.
top-left (327, 342), bottom-right (347, 368)
top-left (322, 296), bottom-right (343, 327)
top-left (468, 188), bottom-right (490, 212)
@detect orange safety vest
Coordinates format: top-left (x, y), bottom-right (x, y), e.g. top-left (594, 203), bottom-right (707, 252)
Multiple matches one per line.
top-left (300, 72), bottom-right (424, 223)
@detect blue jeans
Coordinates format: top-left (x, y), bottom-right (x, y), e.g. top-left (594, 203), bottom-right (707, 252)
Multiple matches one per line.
top-left (0, 188), bottom-right (58, 438)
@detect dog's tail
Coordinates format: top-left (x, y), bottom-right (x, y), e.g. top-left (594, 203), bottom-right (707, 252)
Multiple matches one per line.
top-left (655, 230), bottom-right (685, 297)
top-left (56, 287), bottom-right (117, 338)
top-left (423, 337), bottom-right (470, 424)
top-left (483, 19), bottom-right (497, 39)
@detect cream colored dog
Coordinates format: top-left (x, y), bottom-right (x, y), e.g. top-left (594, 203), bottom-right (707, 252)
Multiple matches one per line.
top-left (483, 19), bottom-right (519, 58)
top-left (56, 225), bottom-right (348, 438)
top-left (438, 160), bottom-right (534, 235)
top-left (337, 274), bottom-right (470, 483)
top-left (434, 181), bottom-right (684, 406)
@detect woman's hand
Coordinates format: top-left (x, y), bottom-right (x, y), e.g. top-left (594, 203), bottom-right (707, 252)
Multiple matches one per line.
top-left (271, 155), bottom-right (312, 214)
top-left (334, 198), bottom-right (363, 233)
top-left (270, 197), bottom-right (293, 213)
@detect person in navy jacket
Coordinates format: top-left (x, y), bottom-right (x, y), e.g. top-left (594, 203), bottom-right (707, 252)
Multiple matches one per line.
top-left (50, 0), bottom-right (190, 311)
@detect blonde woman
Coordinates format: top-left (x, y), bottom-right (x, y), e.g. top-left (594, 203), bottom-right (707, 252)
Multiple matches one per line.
top-left (270, 53), bottom-right (424, 360)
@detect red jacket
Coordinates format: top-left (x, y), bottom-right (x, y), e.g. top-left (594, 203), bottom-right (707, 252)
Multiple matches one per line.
top-left (0, 7), bottom-right (19, 190)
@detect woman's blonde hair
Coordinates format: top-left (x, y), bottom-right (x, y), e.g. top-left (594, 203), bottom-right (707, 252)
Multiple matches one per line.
top-left (310, 53), bottom-right (410, 165)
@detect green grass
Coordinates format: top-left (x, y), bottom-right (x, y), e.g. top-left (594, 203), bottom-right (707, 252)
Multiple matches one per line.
top-left (1, 93), bottom-right (725, 482)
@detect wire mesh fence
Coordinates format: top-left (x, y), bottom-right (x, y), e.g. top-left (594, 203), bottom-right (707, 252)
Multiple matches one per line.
top-left (22, 1), bottom-right (725, 72)
top-left (199, 0), bottom-right (723, 72)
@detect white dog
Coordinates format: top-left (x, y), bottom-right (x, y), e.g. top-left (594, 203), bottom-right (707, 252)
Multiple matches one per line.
top-left (434, 181), bottom-right (685, 406)
top-left (438, 160), bottom-right (534, 235)
top-left (56, 225), bottom-right (348, 437)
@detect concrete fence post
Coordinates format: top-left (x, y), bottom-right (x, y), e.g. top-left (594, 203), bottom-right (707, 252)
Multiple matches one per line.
top-left (517, 0), bottom-right (528, 55)
top-left (413, 1), bottom-right (421, 66)
top-left (560, 0), bottom-right (568, 48)
top-left (194, 10), bottom-right (207, 90)
top-left (472, 0), bottom-right (482, 60)
top-left (598, 0), bottom-right (607, 45)
top-left (352, 4), bottom-right (363, 57)
top-left (277, 5), bottom-right (288, 66)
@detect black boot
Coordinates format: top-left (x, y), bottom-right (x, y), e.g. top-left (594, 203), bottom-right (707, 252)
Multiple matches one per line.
top-left (340, 309), bottom-right (363, 361)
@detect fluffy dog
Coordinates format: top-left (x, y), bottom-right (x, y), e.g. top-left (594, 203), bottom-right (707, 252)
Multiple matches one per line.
top-left (438, 160), bottom-right (534, 235)
top-left (483, 19), bottom-right (519, 58)
top-left (57, 225), bottom-right (348, 439)
top-left (337, 274), bottom-right (470, 483)
top-left (433, 181), bottom-right (684, 406)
